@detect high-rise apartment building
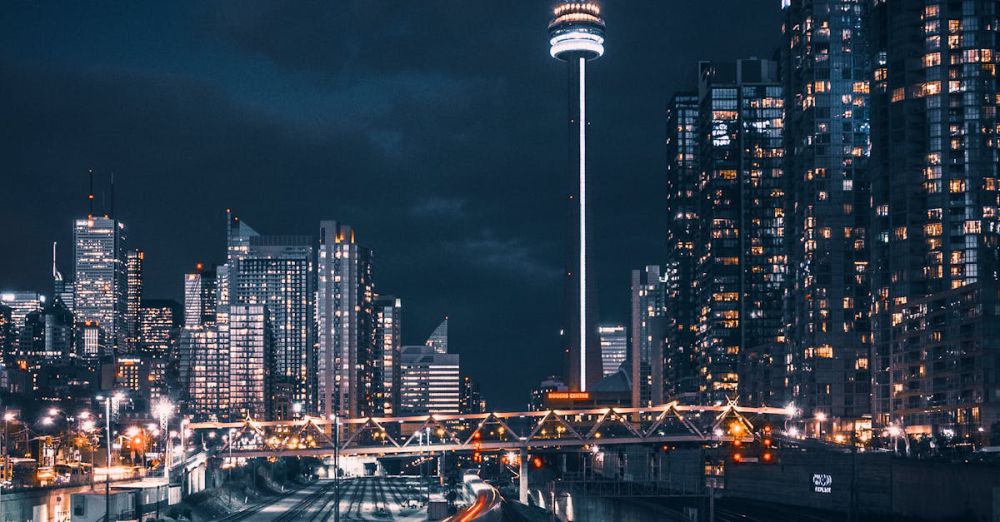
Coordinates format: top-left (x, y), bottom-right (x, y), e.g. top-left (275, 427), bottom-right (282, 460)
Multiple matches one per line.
top-left (630, 266), bottom-right (667, 407)
top-left (664, 92), bottom-right (702, 401)
top-left (73, 216), bottom-right (127, 352)
top-left (399, 345), bottom-right (460, 415)
top-left (125, 249), bottom-right (144, 350)
top-left (184, 324), bottom-right (229, 421)
top-left (598, 324), bottom-right (627, 376)
top-left (869, 0), bottom-right (1000, 438)
top-left (782, 0), bottom-right (872, 427)
top-left (234, 235), bottom-right (314, 419)
top-left (317, 221), bottom-right (375, 419)
top-left (229, 304), bottom-right (271, 420)
top-left (374, 296), bottom-right (401, 417)
top-left (694, 59), bottom-right (786, 406)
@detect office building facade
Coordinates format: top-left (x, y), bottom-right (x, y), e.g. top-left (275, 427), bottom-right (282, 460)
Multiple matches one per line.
top-left (374, 296), bottom-right (401, 417)
top-left (630, 266), bottom-right (668, 407)
top-left (399, 345), bottom-right (460, 415)
top-left (782, 0), bottom-right (873, 426)
top-left (598, 324), bottom-right (627, 376)
top-left (317, 221), bottom-right (375, 419)
top-left (73, 216), bottom-right (127, 352)
top-left (125, 249), bottom-right (144, 350)
top-left (664, 92), bottom-right (702, 401)
top-left (234, 235), bottom-right (314, 419)
top-left (229, 304), bottom-right (271, 420)
top-left (694, 59), bottom-right (786, 406)
top-left (869, 0), bottom-right (1000, 438)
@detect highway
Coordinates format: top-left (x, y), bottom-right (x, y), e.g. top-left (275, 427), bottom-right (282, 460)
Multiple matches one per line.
top-left (235, 477), bottom-right (437, 522)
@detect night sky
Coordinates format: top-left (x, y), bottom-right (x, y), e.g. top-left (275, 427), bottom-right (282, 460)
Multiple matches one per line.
top-left (0, 2), bottom-right (780, 409)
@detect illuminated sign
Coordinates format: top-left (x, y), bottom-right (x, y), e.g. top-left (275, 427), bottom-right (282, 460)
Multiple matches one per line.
top-left (812, 474), bottom-right (832, 494)
top-left (546, 392), bottom-right (591, 400)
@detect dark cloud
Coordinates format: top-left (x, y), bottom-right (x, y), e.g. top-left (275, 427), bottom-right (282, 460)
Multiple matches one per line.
top-left (0, 1), bottom-right (781, 409)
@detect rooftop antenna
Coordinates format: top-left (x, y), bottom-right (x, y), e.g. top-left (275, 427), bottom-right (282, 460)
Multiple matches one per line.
top-left (52, 242), bottom-right (62, 282)
top-left (110, 172), bottom-right (116, 220)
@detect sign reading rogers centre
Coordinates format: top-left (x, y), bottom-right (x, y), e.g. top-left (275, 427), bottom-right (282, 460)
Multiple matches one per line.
top-left (547, 392), bottom-right (591, 400)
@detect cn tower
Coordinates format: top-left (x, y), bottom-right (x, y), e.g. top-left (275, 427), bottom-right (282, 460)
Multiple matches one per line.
top-left (549, 2), bottom-right (605, 391)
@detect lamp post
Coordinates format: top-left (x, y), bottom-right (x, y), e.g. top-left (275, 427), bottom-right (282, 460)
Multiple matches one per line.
top-left (1, 411), bottom-right (16, 522)
top-left (155, 400), bottom-right (173, 484)
top-left (332, 414), bottom-right (340, 522)
top-left (180, 418), bottom-right (189, 496)
top-left (97, 393), bottom-right (124, 522)
top-left (155, 400), bottom-right (173, 519)
top-left (815, 411), bottom-right (828, 440)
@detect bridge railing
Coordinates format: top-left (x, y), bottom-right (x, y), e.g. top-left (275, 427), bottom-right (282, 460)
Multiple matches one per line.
top-left (185, 402), bottom-right (794, 457)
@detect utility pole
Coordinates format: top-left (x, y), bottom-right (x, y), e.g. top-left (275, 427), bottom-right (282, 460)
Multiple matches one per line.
top-left (334, 415), bottom-right (340, 522)
top-left (102, 397), bottom-right (112, 522)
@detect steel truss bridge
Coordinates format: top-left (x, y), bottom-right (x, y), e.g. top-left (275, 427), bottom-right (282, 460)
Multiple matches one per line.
top-left (186, 402), bottom-right (793, 458)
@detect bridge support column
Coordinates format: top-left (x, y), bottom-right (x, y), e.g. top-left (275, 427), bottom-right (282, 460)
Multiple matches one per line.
top-left (519, 448), bottom-right (528, 504)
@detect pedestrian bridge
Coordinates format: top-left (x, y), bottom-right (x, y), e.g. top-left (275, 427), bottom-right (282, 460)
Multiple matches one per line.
top-left (186, 402), bottom-right (794, 458)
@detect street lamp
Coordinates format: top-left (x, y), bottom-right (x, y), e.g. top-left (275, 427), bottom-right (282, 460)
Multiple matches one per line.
top-left (155, 400), bottom-right (173, 485)
top-left (97, 392), bottom-right (125, 522)
top-left (815, 412), bottom-right (828, 439)
top-left (333, 416), bottom-right (342, 522)
top-left (0, 411), bottom-right (16, 522)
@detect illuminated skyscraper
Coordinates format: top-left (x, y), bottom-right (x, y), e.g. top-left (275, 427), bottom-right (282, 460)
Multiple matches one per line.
top-left (549, 1), bottom-right (605, 391)
top-left (125, 249), bottom-right (144, 350)
top-left (183, 265), bottom-right (217, 328)
top-left (630, 266), bottom-right (667, 407)
top-left (374, 296), bottom-right (401, 417)
top-left (184, 324), bottom-right (229, 421)
top-left (229, 304), bottom-right (271, 420)
top-left (664, 93), bottom-right (701, 401)
top-left (694, 59), bottom-right (785, 406)
top-left (73, 215), bottom-right (127, 352)
top-left (598, 324), bottom-right (626, 377)
top-left (234, 235), bottom-right (314, 419)
top-left (869, 0), bottom-right (1000, 439)
top-left (782, 0), bottom-right (872, 427)
top-left (317, 221), bottom-right (375, 419)
top-left (399, 345), bottom-right (460, 415)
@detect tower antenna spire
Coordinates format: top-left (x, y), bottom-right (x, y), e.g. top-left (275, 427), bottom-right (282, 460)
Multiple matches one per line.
top-left (88, 169), bottom-right (95, 218)
top-left (52, 241), bottom-right (61, 282)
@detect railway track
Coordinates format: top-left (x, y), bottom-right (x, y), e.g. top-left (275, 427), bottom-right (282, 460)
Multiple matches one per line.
top-left (273, 482), bottom-right (337, 522)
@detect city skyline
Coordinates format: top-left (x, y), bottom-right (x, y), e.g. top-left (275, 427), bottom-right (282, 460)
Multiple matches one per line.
top-left (2, 2), bottom-right (1000, 520)
top-left (0, 2), bottom-right (781, 410)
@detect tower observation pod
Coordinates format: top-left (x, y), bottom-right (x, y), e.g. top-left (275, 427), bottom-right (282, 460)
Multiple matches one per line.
top-left (549, 2), bottom-right (604, 392)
